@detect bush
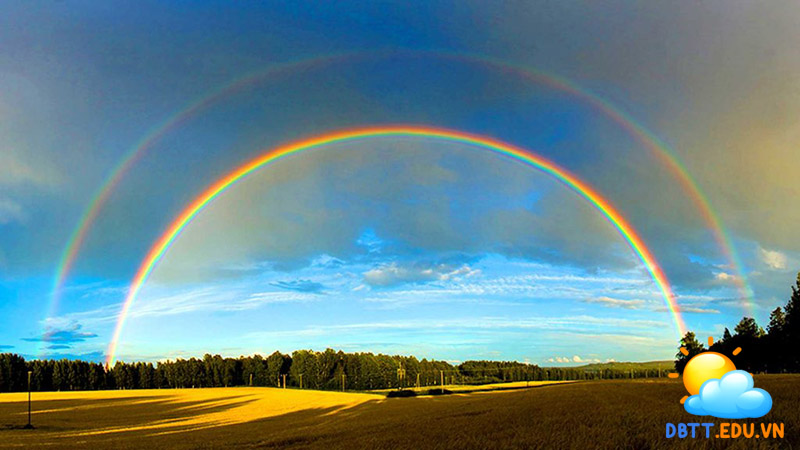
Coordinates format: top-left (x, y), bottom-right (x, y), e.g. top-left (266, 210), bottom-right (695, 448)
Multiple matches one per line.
top-left (386, 389), bottom-right (417, 398)
top-left (425, 388), bottom-right (453, 396)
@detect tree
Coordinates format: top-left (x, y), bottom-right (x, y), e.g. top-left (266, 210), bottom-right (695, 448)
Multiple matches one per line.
top-left (767, 307), bottom-right (786, 336)
top-left (266, 351), bottom-right (290, 387)
top-left (722, 327), bottom-right (732, 341)
top-left (734, 317), bottom-right (763, 338)
top-left (675, 332), bottom-right (704, 374)
top-left (782, 272), bottom-right (800, 371)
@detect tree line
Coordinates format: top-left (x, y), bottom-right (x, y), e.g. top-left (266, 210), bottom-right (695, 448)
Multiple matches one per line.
top-left (1, 348), bottom-right (670, 393)
top-left (676, 272), bottom-right (800, 374)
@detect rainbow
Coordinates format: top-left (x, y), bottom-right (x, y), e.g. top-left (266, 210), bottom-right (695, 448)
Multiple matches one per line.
top-left (43, 53), bottom-right (360, 357)
top-left (51, 51), bottom-right (750, 357)
top-left (457, 54), bottom-right (754, 308)
top-left (105, 126), bottom-right (685, 366)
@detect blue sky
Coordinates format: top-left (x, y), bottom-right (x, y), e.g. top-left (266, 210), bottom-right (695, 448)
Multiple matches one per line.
top-left (1, 1), bottom-right (799, 365)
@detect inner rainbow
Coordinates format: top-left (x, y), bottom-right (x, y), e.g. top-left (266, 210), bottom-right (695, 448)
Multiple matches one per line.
top-left (105, 125), bottom-right (685, 366)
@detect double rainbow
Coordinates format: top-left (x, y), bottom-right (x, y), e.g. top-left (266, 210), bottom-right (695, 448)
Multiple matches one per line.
top-left (105, 126), bottom-right (685, 366)
top-left (49, 51), bottom-right (751, 348)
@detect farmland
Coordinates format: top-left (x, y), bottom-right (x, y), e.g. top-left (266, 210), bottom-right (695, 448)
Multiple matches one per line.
top-left (1, 375), bottom-right (797, 449)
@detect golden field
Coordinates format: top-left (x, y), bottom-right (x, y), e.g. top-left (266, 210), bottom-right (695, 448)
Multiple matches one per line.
top-left (1, 375), bottom-right (798, 449)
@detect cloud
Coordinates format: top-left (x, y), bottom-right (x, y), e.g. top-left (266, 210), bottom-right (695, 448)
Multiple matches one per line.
top-left (714, 272), bottom-right (737, 282)
top-left (311, 254), bottom-right (345, 269)
top-left (670, 306), bottom-right (720, 314)
top-left (0, 150), bottom-right (54, 187)
top-left (270, 279), bottom-right (326, 293)
top-left (46, 344), bottom-right (72, 350)
top-left (582, 296), bottom-right (648, 310)
top-left (21, 323), bottom-right (98, 345)
top-left (758, 247), bottom-right (788, 270)
top-left (546, 355), bottom-right (609, 364)
top-left (684, 370), bottom-right (772, 419)
top-left (0, 344), bottom-right (13, 350)
top-left (363, 262), bottom-right (479, 288)
top-left (0, 198), bottom-right (26, 224)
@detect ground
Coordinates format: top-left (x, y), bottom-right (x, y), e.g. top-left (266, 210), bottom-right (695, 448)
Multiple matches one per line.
top-left (0, 375), bottom-right (797, 449)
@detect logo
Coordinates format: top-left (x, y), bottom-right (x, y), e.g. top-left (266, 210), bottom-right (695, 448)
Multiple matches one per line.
top-left (674, 336), bottom-right (772, 419)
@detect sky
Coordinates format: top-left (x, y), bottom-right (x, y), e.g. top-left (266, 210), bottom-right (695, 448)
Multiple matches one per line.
top-left (1, 1), bottom-right (798, 366)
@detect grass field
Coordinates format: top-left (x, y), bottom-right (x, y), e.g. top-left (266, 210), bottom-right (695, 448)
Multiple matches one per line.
top-left (1, 375), bottom-right (797, 449)
top-left (369, 380), bottom-right (575, 396)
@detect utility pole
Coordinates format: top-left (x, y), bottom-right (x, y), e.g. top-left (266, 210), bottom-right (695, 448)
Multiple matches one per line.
top-left (440, 370), bottom-right (444, 389)
top-left (24, 371), bottom-right (33, 429)
top-left (342, 374), bottom-right (346, 392)
top-left (299, 374), bottom-right (303, 389)
top-left (416, 373), bottom-right (420, 390)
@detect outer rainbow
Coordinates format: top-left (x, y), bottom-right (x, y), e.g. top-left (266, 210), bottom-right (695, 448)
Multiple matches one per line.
top-left (106, 126), bottom-right (685, 365)
top-left (50, 52), bottom-right (748, 358)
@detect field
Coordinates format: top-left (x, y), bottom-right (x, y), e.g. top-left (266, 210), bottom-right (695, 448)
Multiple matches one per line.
top-left (368, 380), bottom-right (574, 396)
top-left (0, 375), bottom-right (797, 449)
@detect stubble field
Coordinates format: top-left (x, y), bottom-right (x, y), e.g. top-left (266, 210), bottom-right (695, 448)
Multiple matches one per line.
top-left (0, 375), bottom-right (797, 449)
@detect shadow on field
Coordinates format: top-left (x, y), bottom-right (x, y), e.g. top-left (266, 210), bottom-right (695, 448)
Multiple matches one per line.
top-left (3, 376), bottom-right (798, 449)
top-left (139, 376), bottom-right (799, 450)
top-left (0, 393), bottom-right (256, 435)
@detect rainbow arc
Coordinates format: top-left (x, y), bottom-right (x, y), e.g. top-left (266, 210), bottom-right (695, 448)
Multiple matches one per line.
top-left (105, 126), bottom-right (686, 366)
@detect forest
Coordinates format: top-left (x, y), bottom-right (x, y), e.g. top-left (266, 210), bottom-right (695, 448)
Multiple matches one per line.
top-left (675, 272), bottom-right (800, 374)
top-left (0, 350), bottom-right (666, 393)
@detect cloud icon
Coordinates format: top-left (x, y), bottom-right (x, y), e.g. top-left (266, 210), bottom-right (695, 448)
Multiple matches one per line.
top-left (684, 370), bottom-right (772, 419)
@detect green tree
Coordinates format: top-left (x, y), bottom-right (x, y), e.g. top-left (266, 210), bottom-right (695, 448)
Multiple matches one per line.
top-left (734, 317), bottom-right (763, 338)
top-left (675, 331), bottom-right (704, 374)
top-left (767, 307), bottom-right (786, 336)
top-left (782, 272), bottom-right (800, 371)
top-left (722, 327), bottom-right (732, 341)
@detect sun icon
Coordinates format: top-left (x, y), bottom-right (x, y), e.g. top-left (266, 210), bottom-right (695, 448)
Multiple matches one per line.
top-left (668, 335), bottom-right (742, 404)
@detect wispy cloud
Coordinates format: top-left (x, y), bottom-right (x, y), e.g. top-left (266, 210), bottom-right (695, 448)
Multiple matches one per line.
top-left (758, 246), bottom-right (788, 270)
top-left (46, 344), bottom-right (72, 350)
top-left (271, 279), bottom-right (326, 293)
top-left (46, 285), bottom-right (321, 330)
top-left (21, 323), bottom-right (97, 346)
top-left (670, 306), bottom-right (720, 314)
top-left (546, 355), bottom-right (613, 364)
top-left (244, 315), bottom-right (669, 340)
top-left (362, 262), bottom-right (479, 287)
top-left (581, 296), bottom-right (649, 310)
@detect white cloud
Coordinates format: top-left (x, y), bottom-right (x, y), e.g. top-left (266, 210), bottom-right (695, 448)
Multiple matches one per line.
top-left (758, 247), bottom-right (788, 270)
top-left (653, 305), bottom-right (720, 314)
top-left (582, 296), bottom-right (649, 310)
top-left (546, 355), bottom-right (610, 364)
top-left (362, 263), bottom-right (479, 287)
top-left (714, 272), bottom-right (737, 281)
